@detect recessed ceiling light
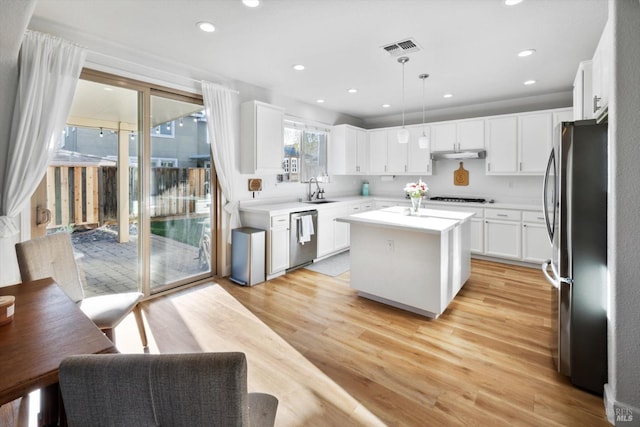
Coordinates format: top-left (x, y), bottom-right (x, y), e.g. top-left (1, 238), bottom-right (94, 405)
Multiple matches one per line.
top-left (524, 79), bottom-right (537, 85)
top-left (316, 99), bottom-right (325, 104)
top-left (347, 88), bottom-right (358, 94)
top-left (518, 49), bottom-right (536, 57)
top-left (504, 0), bottom-right (523, 5)
top-left (292, 64), bottom-right (305, 71)
top-left (242, 0), bottom-right (261, 7)
top-left (382, 104), bottom-right (391, 108)
top-left (197, 21), bottom-right (215, 33)
top-left (103, 87), bottom-right (113, 92)
top-left (443, 93), bottom-right (453, 98)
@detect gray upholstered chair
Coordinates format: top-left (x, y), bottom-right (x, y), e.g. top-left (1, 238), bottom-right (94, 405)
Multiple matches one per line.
top-left (59, 352), bottom-right (278, 427)
top-left (15, 232), bottom-right (147, 348)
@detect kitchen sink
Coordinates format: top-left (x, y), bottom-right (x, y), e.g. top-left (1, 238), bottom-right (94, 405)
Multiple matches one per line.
top-left (303, 200), bottom-right (337, 204)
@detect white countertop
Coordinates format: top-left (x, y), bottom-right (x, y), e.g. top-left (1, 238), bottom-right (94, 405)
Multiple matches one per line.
top-left (239, 195), bottom-right (542, 215)
top-left (336, 207), bottom-right (473, 234)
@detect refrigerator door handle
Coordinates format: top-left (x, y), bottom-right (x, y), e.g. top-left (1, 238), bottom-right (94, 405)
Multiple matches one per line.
top-left (542, 259), bottom-right (573, 290)
top-left (542, 150), bottom-right (555, 243)
top-left (542, 259), bottom-right (559, 289)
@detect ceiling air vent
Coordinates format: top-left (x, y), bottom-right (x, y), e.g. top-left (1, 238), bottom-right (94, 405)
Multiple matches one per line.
top-left (381, 38), bottom-right (421, 57)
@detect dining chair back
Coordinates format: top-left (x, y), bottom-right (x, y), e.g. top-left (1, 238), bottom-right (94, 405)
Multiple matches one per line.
top-left (59, 352), bottom-right (278, 427)
top-left (15, 232), bottom-right (148, 348)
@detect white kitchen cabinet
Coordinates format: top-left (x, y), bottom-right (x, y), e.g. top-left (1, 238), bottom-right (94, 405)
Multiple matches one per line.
top-left (591, 19), bottom-right (611, 121)
top-left (573, 60), bottom-right (593, 120)
top-left (486, 109), bottom-right (568, 176)
top-left (329, 124), bottom-right (368, 174)
top-left (334, 206), bottom-right (350, 250)
top-left (369, 128), bottom-right (410, 174)
top-left (240, 210), bottom-right (289, 279)
top-left (407, 125), bottom-right (432, 175)
top-left (270, 215), bottom-right (290, 273)
top-left (240, 100), bottom-right (285, 174)
top-left (518, 113), bottom-right (553, 174)
top-left (484, 209), bottom-right (521, 260)
top-left (368, 129), bottom-right (390, 174)
top-left (470, 218), bottom-right (484, 254)
top-left (369, 126), bottom-right (431, 175)
top-left (432, 119), bottom-right (484, 152)
top-left (553, 108), bottom-right (573, 127)
top-left (316, 209), bottom-right (335, 258)
top-left (386, 127), bottom-right (410, 174)
top-left (317, 206), bottom-right (350, 258)
top-left (485, 116), bottom-right (518, 174)
top-left (521, 211), bottom-right (551, 263)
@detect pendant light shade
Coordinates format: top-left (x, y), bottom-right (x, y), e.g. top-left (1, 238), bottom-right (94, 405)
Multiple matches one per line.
top-left (398, 128), bottom-right (410, 144)
top-left (418, 73), bottom-right (430, 150)
top-left (397, 56), bottom-right (410, 144)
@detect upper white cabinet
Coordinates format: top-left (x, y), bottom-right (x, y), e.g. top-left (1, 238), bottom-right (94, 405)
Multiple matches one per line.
top-left (485, 116), bottom-right (518, 174)
top-left (329, 124), bottom-right (369, 174)
top-left (407, 125), bottom-right (432, 175)
top-left (368, 125), bottom-right (432, 175)
top-left (573, 60), bottom-right (593, 120)
top-left (486, 108), bottom-right (570, 176)
top-left (591, 19), bottom-right (611, 121)
top-left (240, 100), bottom-right (285, 174)
top-left (432, 119), bottom-right (484, 152)
top-left (368, 129), bottom-right (392, 174)
top-left (518, 113), bottom-right (553, 174)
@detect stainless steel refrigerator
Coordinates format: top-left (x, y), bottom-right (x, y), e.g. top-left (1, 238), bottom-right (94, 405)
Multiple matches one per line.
top-left (542, 119), bottom-right (608, 395)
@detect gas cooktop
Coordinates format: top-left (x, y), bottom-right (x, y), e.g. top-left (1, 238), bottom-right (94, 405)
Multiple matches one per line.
top-left (428, 196), bottom-right (490, 203)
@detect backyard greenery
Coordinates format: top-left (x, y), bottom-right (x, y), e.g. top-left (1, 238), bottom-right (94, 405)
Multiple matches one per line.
top-left (150, 217), bottom-right (206, 247)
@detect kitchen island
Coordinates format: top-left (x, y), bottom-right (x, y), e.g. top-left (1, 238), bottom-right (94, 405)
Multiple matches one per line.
top-left (337, 206), bottom-right (474, 318)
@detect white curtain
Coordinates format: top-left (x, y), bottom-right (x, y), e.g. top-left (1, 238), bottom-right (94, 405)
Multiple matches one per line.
top-left (0, 31), bottom-right (87, 238)
top-left (201, 81), bottom-right (240, 244)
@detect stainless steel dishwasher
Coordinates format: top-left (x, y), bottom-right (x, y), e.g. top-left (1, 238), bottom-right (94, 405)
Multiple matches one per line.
top-left (289, 210), bottom-right (318, 270)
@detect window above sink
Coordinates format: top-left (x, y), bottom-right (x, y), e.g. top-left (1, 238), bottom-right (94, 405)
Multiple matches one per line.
top-left (281, 118), bottom-right (329, 184)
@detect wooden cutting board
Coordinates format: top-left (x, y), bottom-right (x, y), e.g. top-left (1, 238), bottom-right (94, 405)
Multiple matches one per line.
top-left (454, 162), bottom-right (469, 186)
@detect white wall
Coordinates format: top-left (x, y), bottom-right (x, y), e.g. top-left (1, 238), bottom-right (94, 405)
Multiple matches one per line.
top-left (605, 0), bottom-right (640, 424)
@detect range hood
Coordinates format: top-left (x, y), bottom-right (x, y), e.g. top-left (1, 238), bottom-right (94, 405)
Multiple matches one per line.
top-left (430, 148), bottom-right (487, 160)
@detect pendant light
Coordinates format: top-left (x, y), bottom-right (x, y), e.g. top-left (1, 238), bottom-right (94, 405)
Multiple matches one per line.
top-left (418, 73), bottom-right (430, 150)
top-left (397, 56), bottom-right (410, 144)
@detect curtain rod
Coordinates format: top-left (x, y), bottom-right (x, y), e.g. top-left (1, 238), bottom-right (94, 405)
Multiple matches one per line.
top-left (87, 50), bottom-right (240, 95)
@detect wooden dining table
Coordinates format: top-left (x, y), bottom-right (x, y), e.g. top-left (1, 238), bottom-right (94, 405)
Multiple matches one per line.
top-left (0, 277), bottom-right (117, 426)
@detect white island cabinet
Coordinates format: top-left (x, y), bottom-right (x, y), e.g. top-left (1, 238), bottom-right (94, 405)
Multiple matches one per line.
top-left (337, 206), bottom-right (474, 319)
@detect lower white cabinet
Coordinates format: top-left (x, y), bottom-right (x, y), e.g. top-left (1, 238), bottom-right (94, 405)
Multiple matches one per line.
top-left (240, 211), bottom-right (290, 278)
top-left (270, 216), bottom-right (290, 274)
top-left (521, 211), bottom-right (551, 263)
top-left (470, 218), bottom-right (484, 254)
top-left (317, 210), bottom-right (335, 258)
top-left (484, 209), bottom-right (521, 260)
top-left (317, 206), bottom-right (350, 258)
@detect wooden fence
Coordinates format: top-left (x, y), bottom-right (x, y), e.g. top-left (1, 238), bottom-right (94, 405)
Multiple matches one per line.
top-left (46, 166), bottom-right (210, 228)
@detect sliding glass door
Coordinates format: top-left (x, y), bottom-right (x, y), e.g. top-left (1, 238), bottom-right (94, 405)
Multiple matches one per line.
top-left (49, 71), bottom-right (215, 297)
top-left (148, 93), bottom-right (213, 293)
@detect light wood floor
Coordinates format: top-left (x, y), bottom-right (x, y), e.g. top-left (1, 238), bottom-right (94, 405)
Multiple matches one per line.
top-left (118, 258), bottom-right (608, 426)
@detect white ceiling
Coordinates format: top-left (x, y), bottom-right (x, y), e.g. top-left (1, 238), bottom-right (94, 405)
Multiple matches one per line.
top-left (30, 0), bottom-right (607, 121)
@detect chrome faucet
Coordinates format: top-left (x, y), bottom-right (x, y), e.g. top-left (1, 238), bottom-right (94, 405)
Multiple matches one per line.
top-left (308, 177), bottom-right (321, 201)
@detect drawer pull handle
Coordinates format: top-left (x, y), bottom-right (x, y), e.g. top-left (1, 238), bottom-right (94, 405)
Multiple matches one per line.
top-left (497, 214), bottom-right (508, 217)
